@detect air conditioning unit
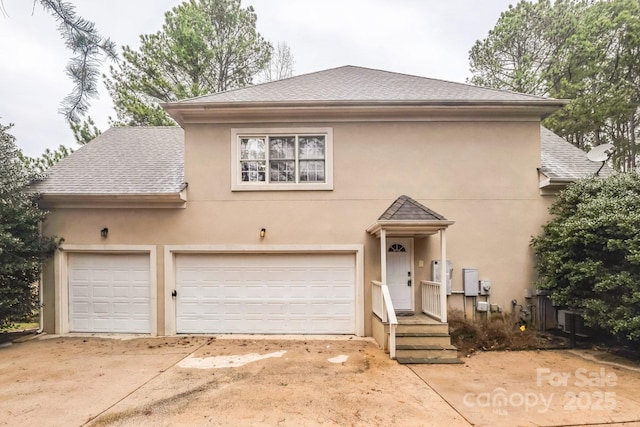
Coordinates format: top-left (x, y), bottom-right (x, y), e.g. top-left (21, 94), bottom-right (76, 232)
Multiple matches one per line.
top-left (557, 310), bottom-right (589, 337)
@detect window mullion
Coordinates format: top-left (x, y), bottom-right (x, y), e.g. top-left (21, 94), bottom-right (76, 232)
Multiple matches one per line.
top-left (295, 136), bottom-right (300, 184)
top-left (265, 135), bottom-right (270, 184)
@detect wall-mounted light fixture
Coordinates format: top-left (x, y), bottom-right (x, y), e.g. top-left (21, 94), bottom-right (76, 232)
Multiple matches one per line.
top-left (260, 228), bottom-right (266, 238)
top-left (100, 227), bottom-right (109, 238)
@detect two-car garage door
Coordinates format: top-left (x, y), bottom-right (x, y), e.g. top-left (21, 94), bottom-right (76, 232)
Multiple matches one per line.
top-left (175, 253), bottom-right (356, 334)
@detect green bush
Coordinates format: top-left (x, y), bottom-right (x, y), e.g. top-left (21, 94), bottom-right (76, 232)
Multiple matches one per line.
top-left (532, 173), bottom-right (640, 343)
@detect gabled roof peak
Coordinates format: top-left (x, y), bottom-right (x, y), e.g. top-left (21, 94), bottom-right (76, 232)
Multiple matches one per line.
top-left (379, 195), bottom-right (447, 221)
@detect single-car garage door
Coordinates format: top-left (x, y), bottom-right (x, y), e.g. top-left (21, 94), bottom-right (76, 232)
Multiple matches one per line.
top-left (175, 253), bottom-right (355, 334)
top-left (68, 253), bottom-right (151, 333)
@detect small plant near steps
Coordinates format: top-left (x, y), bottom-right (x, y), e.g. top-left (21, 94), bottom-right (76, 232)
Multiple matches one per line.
top-left (447, 309), bottom-right (550, 357)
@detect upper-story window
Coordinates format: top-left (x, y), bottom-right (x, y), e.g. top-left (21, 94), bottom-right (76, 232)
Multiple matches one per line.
top-left (232, 128), bottom-right (333, 191)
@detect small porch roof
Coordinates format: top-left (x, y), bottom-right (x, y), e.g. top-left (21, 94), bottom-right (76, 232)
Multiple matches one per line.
top-left (366, 195), bottom-right (455, 237)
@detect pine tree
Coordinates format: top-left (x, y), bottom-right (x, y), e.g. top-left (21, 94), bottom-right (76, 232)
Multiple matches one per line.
top-left (0, 120), bottom-right (57, 329)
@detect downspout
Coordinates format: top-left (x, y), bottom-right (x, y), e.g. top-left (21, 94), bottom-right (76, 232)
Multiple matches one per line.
top-left (37, 273), bottom-right (44, 334)
top-left (36, 219), bottom-right (51, 335)
top-left (37, 219), bottom-right (45, 334)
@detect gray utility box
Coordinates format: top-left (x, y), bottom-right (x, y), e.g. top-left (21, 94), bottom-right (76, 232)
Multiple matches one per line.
top-left (463, 268), bottom-right (479, 296)
top-left (431, 260), bottom-right (452, 295)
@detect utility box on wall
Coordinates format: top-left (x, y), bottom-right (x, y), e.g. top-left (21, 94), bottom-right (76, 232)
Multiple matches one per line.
top-left (476, 301), bottom-right (489, 312)
top-left (479, 280), bottom-right (492, 296)
top-left (463, 268), bottom-right (479, 296)
top-left (431, 260), bottom-right (452, 295)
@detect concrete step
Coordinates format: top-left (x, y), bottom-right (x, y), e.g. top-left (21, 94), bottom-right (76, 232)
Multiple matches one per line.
top-left (396, 344), bottom-right (459, 361)
top-left (396, 333), bottom-right (452, 347)
top-left (396, 322), bottom-right (449, 335)
top-left (396, 357), bottom-right (464, 365)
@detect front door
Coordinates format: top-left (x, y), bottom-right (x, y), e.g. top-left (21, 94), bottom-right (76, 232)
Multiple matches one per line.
top-left (386, 238), bottom-right (413, 312)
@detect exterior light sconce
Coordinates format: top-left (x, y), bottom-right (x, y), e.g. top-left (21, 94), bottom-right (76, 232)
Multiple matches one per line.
top-left (260, 228), bottom-right (266, 238)
top-left (100, 227), bottom-right (109, 238)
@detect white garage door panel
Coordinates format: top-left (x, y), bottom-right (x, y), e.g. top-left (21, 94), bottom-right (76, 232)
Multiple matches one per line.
top-left (69, 253), bottom-right (150, 333)
top-left (176, 253), bottom-right (356, 334)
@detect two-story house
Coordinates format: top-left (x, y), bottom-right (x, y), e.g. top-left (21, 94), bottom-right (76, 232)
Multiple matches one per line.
top-left (34, 66), bottom-right (603, 362)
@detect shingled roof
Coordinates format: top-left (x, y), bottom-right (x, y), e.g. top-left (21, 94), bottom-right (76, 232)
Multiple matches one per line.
top-left (539, 127), bottom-right (614, 181)
top-left (31, 126), bottom-right (185, 197)
top-left (31, 67), bottom-right (598, 202)
top-left (379, 195), bottom-right (447, 221)
top-left (174, 66), bottom-right (561, 105)
top-left (367, 195), bottom-right (454, 237)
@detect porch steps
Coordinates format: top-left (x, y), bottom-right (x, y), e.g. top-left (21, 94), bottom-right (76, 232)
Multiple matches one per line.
top-left (395, 344), bottom-right (460, 360)
top-left (394, 314), bottom-right (462, 364)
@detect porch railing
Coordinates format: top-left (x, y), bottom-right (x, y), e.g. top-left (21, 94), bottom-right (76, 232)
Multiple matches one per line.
top-left (372, 280), bottom-right (398, 359)
top-left (421, 280), bottom-right (446, 322)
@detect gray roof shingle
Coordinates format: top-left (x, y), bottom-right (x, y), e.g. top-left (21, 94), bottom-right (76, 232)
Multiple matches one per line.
top-left (175, 66), bottom-right (559, 105)
top-left (34, 127), bottom-right (606, 196)
top-left (31, 127), bottom-right (184, 194)
top-left (540, 127), bottom-right (614, 180)
top-left (379, 195), bottom-right (447, 221)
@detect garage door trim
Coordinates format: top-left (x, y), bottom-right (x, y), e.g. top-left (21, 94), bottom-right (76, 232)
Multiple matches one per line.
top-left (55, 245), bottom-right (157, 335)
top-left (164, 245), bottom-right (364, 336)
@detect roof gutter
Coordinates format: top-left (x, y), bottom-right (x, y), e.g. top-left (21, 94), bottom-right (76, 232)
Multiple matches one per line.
top-left (162, 98), bottom-right (570, 109)
top-left (39, 191), bottom-right (187, 208)
top-left (162, 99), bottom-right (569, 126)
top-left (538, 171), bottom-right (577, 195)
top-left (538, 168), bottom-right (578, 187)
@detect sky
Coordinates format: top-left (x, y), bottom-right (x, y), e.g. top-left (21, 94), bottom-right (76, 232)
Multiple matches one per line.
top-left (0, 0), bottom-right (515, 157)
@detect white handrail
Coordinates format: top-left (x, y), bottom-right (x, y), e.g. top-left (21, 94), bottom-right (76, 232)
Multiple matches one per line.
top-left (421, 280), bottom-right (443, 321)
top-left (372, 280), bottom-right (398, 359)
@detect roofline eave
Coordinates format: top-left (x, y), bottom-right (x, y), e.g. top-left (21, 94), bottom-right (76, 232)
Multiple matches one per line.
top-left (366, 220), bottom-right (456, 238)
top-left (538, 169), bottom-right (580, 187)
top-left (162, 100), bottom-right (569, 125)
top-left (162, 98), bottom-right (569, 109)
top-left (38, 190), bottom-right (187, 208)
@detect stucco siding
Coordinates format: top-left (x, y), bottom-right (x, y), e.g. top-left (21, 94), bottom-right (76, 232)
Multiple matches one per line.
top-left (41, 119), bottom-right (551, 336)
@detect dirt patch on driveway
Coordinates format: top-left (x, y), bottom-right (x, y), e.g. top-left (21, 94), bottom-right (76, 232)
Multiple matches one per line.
top-left (0, 335), bottom-right (467, 427)
top-left (5, 336), bottom-right (638, 426)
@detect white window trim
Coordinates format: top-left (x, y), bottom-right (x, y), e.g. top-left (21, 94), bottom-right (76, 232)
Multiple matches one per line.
top-left (231, 127), bottom-right (334, 191)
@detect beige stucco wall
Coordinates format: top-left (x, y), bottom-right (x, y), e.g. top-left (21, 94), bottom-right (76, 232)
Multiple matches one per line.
top-left (41, 118), bottom-right (554, 336)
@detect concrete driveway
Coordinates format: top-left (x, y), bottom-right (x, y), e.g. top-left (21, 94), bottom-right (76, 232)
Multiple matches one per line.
top-left (1, 335), bottom-right (639, 426)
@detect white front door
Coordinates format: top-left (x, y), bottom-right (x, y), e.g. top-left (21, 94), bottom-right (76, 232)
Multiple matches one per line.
top-left (386, 238), bottom-right (413, 311)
